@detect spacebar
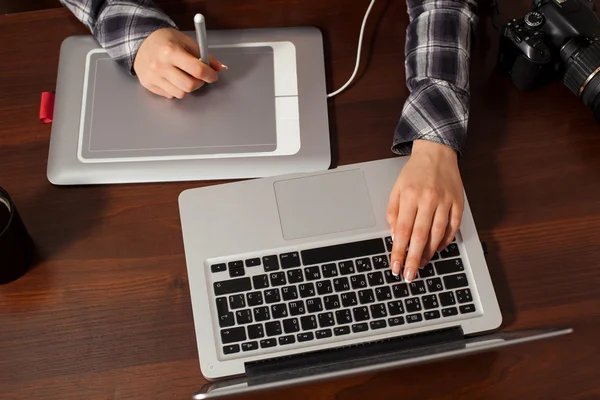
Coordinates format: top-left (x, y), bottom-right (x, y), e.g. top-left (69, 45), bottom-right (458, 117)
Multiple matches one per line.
top-left (301, 238), bottom-right (386, 266)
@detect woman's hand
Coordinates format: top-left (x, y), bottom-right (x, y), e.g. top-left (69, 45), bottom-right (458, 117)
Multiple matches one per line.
top-left (387, 140), bottom-right (464, 282)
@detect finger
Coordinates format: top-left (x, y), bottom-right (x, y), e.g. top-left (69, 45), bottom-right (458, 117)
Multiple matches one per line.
top-left (157, 78), bottom-right (186, 99)
top-left (170, 45), bottom-right (219, 83)
top-left (404, 202), bottom-right (436, 283)
top-left (179, 34), bottom-right (228, 71)
top-left (386, 193), bottom-right (400, 239)
top-left (209, 53), bottom-right (228, 71)
top-left (164, 66), bottom-right (204, 93)
top-left (146, 84), bottom-right (173, 99)
top-left (423, 205), bottom-right (450, 263)
top-left (390, 193), bottom-right (418, 277)
top-left (439, 203), bottom-right (463, 252)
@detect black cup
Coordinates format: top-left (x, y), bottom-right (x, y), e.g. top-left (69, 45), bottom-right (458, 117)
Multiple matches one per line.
top-left (0, 187), bottom-right (34, 284)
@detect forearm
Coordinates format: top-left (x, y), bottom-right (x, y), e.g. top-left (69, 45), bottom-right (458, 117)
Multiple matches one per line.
top-left (60, 0), bottom-right (177, 73)
top-left (393, 0), bottom-right (478, 156)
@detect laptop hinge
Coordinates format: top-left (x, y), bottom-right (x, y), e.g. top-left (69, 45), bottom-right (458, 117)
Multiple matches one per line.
top-left (245, 326), bottom-right (464, 380)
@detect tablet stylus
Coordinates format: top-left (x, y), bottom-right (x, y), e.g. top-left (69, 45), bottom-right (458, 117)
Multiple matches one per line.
top-left (194, 13), bottom-right (210, 65)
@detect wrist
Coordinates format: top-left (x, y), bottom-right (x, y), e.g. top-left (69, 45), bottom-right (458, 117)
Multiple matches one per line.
top-left (411, 140), bottom-right (457, 161)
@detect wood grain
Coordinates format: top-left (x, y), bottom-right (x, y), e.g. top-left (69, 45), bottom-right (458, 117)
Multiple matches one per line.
top-left (1, 1), bottom-right (600, 399)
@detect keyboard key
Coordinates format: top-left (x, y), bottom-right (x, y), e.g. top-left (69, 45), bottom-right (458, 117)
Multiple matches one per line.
top-left (384, 270), bottom-right (402, 284)
top-left (221, 327), bottom-right (246, 344)
top-left (442, 307), bottom-right (458, 317)
top-left (388, 316), bottom-right (405, 326)
top-left (367, 271), bottom-right (384, 286)
top-left (246, 292), bottom-right (263, 307)
top-left (372, 255), bottom-right (389, 270)
top-left (235, 309), bottom-right (252, 325)
top-left (341, 292), bottom-right (358, 307)
top-left (370, 320), bottom-right (387, 330)
top-left (216, 297), bottom-right (229, 316)
top-left (370, 303), bottom-right (387, 319)
top-left (228, 260), bottom-right (243, 269)
top-left (281, 286), bottom-right (298, 301)
top-left (358, 289), bottom-right (375, 304)
top-left (385, 236), bottom-right (393, 252)
top-left (350, 274), bottom-right (367, 289)
top-left (352, 323), bottom-right (368, 333)
top-left (301, 238), bottom-right (386, 265)
top-left (305, 266), bottom-right (321, 281)
top-left (214, 277), bottom-right (252, 296)
top-left (280, 252), bottom-right (301, 269)
top-left (263, 255), bottom-right (279, 272)
top-left (242, 341), bottom-right (259, 351)
top-left (297, 332), bottom-right (314, 342)
top-left (300, 315), bottom-right (318, 330)
top-left (269, 272), bottom-right (286, 287)
top-left (245, 258), bottom-right (261, 267)
top-left (253, 307), bottom-right (270, 322)
top-left (316, 329), bottom-right (332, 339)
top-left (229, 294), bottom-right (245, 310)
top-left (324, 295), bottom-right (341, 310)
top-left (260, 338), bottom-right (277, 348)
top-left (271, 304), bottom-right (288, 319)
top-left (335, 309), bottom-right (353, 325)
top-left (265, 321), bottom-right (282, 336)
top-left (338, 261), bottom-right (355, 275)
top-left (405, 297), bottom-right (422, 313)
top-left (419, 263), bottom-right (435, 278)
top-left (283, 318), bottom-right (300, 333)
top-left (392, 283), bottom-right (410, 298)
top-left (219, 313), bottom-right (235, 328)
top-left (211, 263), bottom-right (226, 273)
top-left (387, 300), bottom-right (404, 315)
top-left (306, 297), bottom-right (323, 313)
top-left (409, 281), bottom-right (426, 296)
top-left (289, 300), bottom-right (306, 316)
top-left (287, 269), bottom-right (304, 284)
top-left (318, 312), bottom-right (335, 327)
top-left (333, 277), bottom-right (350, 292)
top-left (432, 252), bottom-right (439, 260)
top-left (460, 304), bottom-right (476, 314)
top-left (229, 262), bottom-right (245, 278)
top-left (279, 335), bottom-right (296, 345)
top-left (375, 286), bottom-right (392, 302)
top-left (406, 313), bottom-right (423, 324)
top-left (334, 326), bottom-right (351, 336)
top-left (322, 263), bottom-right (338, 278)
top-left (424, 310), bottom-right (441, 320)
top-left (316, 280), bottom-right (333, 295)
top-left (439, 291), bottom-right (456, 306)
top-left (443, 273), bottom-right (469, 289)
top-left (440, 243), bottom-right (460, 258)
top-left (426, 278), bottom-right (444, 293)
top-left (223, 344), bottom-right (240, 354)
top-left (352, 306), bottom-right (370, 322)
top-left (356, 258), bottom-right (372, 272)
top-left (456, 289), bottom-right (473, 303)
top-left (421, 295), bottom-right (439, 310)
top-left (252, 274), bottom-right (269, 290)
top-left (264, 289), bottom-right (281, 304)
top-left (247, 324), bottom-right (264, 339)
top-left (435, 258), bottom-right (464, 275)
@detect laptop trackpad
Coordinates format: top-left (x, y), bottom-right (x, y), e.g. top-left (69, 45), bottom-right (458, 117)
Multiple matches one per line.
top-left (274, 169), bottom-right (376, 240)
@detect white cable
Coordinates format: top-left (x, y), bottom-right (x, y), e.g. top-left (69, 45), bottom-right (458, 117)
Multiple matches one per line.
top-left (327, 0), bottom-right (377, 98)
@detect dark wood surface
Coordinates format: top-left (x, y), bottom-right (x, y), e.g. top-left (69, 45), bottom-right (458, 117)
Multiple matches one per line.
top-left (1, 1), bottom-right (600, 399)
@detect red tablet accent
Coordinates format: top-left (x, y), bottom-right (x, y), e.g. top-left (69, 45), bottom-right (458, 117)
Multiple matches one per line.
top-left (39, 92), bottom-right (55, 123)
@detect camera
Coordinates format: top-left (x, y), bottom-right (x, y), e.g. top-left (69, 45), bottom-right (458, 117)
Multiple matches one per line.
top-left (497, 0), bottom-right (600, 122)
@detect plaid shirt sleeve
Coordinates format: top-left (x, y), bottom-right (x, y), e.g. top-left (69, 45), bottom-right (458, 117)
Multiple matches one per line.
top-left (60, 0), bottom-right (177, 74)
top-left (392, 0), bottom-right (478, 156)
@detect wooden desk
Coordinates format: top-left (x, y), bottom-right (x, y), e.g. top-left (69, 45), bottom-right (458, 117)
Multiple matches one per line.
top-left (1, 1), bottom-right (599, 399)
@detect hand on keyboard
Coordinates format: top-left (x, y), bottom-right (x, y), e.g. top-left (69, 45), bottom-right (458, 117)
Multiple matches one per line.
top-left (386, 140), bottom-right (464, 281)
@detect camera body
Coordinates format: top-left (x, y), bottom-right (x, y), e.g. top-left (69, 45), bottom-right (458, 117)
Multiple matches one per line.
top-left (498, 0), bottom-right (600, 121)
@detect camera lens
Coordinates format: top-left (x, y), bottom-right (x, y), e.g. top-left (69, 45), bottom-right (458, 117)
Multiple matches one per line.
top-left (563, 38), bottom-right (600, 121)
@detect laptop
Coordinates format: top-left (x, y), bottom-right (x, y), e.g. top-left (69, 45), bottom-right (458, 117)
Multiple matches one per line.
top-left (177, 156), bottom-right (573, 399)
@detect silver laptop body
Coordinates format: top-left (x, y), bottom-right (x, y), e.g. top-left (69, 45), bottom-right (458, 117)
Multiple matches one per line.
top-left (178, 157), bottom-right (572, 398)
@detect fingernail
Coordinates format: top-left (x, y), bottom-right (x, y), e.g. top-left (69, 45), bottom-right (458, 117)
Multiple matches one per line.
top-left (404, 268), bottom-right (415, 283)
top-left (392, 261), bottom-right (400, 276)
top-left (391, 232), bottom-right (394, 241)
top-left (221, 63), bottom-right (228, 70)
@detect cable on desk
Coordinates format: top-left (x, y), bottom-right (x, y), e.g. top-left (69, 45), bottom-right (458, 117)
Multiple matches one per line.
top-left (327, 0), bottom-right (377, 98)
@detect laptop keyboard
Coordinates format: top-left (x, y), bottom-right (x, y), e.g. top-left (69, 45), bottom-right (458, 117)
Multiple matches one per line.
top-left (209, 236), bottom-right (478, 356)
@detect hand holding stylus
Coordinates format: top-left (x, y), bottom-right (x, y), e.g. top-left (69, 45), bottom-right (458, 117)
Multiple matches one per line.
top-left (133, 26), bottom-right (227, 99)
